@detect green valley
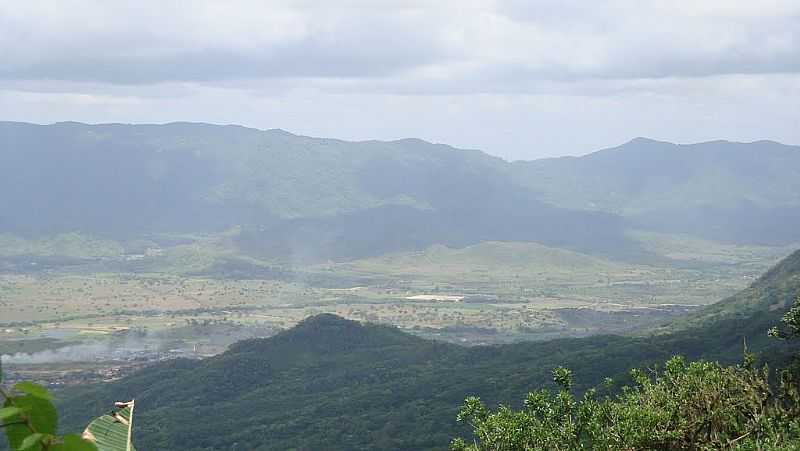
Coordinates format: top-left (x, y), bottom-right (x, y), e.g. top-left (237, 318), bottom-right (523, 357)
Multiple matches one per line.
top-left (46, 249), bottom-right (800, 450)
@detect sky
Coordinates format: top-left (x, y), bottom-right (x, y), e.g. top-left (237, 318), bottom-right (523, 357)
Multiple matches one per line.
top-left (1, 0), bottom-right (799, 160)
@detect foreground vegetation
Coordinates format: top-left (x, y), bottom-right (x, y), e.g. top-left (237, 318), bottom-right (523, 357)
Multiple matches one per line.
top-left (3, 250), bottom-right (798, 450)
top-left (453, 358), bottom-right (800, 450)
top-left (50, 250), bottom-right (798, 450)
top-left (0, 373), bottom-right (96, 450)
top-left (452, 296), bottom-right (800, 450)
top-left (1, 370), bottom-right (136, 451)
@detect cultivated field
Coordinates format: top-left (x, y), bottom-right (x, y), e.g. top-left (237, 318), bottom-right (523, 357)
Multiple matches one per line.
top-left (1, 231), bottom-right (794, 352)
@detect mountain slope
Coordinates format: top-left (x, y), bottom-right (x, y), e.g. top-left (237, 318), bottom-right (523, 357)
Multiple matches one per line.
top-left (515, 138), bottom-right (800, 214)
top-left (235, 202), bottom-right (632, 262)
top-left (513, 138), bottom-right (800, 244)
top-left (0, 121), bottom-right (634, 259)
top-left (341, 241), bottom-right (625, 276)
top-left (0, 121), bottom-right (503, 229)
top-left (3, 122), bottom-right (799, 257)
top-left (667, 247), bottom-right (800, 334)
top-left (57, 250), bottom-right (800, 450)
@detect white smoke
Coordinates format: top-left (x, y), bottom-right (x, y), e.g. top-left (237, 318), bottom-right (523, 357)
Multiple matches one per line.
top-left (1, 322), bottom-right (279, 366)
top-left (1, 341), bottom-right (150, 365)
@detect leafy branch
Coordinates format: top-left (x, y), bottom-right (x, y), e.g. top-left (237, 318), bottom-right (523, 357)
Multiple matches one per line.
top-left (1, 364), bottom-right (97, 451)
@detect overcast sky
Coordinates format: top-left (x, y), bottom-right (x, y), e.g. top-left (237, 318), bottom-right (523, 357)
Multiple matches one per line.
top-left (1, 0), bottom-right (799, 160)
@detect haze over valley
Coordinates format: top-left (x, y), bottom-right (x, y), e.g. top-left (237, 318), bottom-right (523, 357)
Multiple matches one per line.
top-left (1, 122), bottom-right (799, 450)
top-left (1, 122), bottom-right (797, 365)
top-left (2, 2), bottom-right (800, 450)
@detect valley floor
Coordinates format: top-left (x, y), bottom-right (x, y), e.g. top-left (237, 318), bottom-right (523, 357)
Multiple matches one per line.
top-left (0, 230), bottom-right (796, 388)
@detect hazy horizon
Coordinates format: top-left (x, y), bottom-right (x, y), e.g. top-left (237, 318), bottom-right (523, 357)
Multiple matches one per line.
top-left (4, 119), bottom-right (798, 162)
top-left (2, 3), bottom-right (800, 449)
top-left (2, 1), bottom-right (799, 160)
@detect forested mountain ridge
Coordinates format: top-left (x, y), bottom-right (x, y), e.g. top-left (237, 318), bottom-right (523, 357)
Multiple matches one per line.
top-left (515, 138), bottom-right (800, 214)
top-left (514, 138), bottom-right (800, 244)
top-left (0, 121), bottom-right (505, 223)
top-left (0, 121), bottom-right (632, 260)
top-left (2, 122), bottom-right (799, 262)
top-left (56, 249), bottom-right (800, 450)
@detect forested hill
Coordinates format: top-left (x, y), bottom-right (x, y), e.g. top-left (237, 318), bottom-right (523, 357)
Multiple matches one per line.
top-left (513, 138), bottom-right (800, 244)
top-left (58, 249), bottom-right (800, 450)
top-left (0, 121), bottom-right (632, 260)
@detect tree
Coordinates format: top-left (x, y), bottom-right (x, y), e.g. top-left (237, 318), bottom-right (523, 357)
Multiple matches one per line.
top-left (1, 369), bottom-right (96, 451)
top-left (1, 366), bottom-right (135, 451)
top-left (451, 295), bottom-right (800, 450)
top-left (769, 294), bottom-right (800, 340)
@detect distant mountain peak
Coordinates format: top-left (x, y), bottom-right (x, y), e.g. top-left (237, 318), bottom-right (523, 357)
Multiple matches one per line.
top-left (265, 127), bottom-right (298, 137)
top-left (627, 137), bottom-right (656, 144)
top-left (623, 137), bottom-right (674, 146)
top-left (390, 137), bottom-right (432, 145)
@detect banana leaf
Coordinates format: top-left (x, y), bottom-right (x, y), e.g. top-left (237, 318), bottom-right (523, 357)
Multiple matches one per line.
top-left (82, 401), bottom-right (136, 451)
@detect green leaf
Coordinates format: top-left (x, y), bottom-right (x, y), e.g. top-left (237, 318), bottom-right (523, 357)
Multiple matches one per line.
top-left (52, 434), bottom-right (99, 451)
top-left (4, 395), bottom-right (58, 450)
top-left (14, 382), bottom-right (53, 401)
top-left (18, 432), bottom-right (44, 450)
top-left (0, 406), bottom-right (24, 422)
top-left (83, 405), bottom-right (136, 451)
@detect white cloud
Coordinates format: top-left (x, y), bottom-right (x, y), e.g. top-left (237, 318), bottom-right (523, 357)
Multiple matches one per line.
top-left (2, 0), bottom-right (798, 85)
top-left (0, 0), bottom-right (798, 158)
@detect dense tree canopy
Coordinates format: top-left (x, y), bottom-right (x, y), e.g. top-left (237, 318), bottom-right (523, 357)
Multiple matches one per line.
top-left (452, 296), bottom-right (800, 451)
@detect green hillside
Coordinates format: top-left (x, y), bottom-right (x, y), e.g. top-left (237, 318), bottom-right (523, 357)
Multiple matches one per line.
top-left (514, 138), bottom-right (800, 214)
top-left (0, 121), bottom-right (633, 260)
top-left (56, 250), bottom-right (800, 450)
top-left (344, 241), bottom-right (623, 275)
top-left (667, 246), bottom-right (800, 333)
top-left (514, 138), bottom-right (800, 244)
top-left (3, 122), bottom-right (799, 259)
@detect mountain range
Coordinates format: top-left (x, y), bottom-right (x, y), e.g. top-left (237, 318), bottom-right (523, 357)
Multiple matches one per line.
top-left (514, 138), bottom-right (800, 244)
top-left (2, 122), bottom-right (799, 262)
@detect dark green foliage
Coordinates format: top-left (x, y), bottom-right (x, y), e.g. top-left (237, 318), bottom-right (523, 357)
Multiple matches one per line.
top-left (453, 293), bottom-right (800, 451)
top-left (59, 315), bottom-right (472, 450)
top-left (451, 356), bottom-right (800, 450)
top-left (770, 295), bottom-right (800, 340)
top-left (0, 373), bottom-right (97, 451)
top-left (57, 289), bottom-right (798, 449)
